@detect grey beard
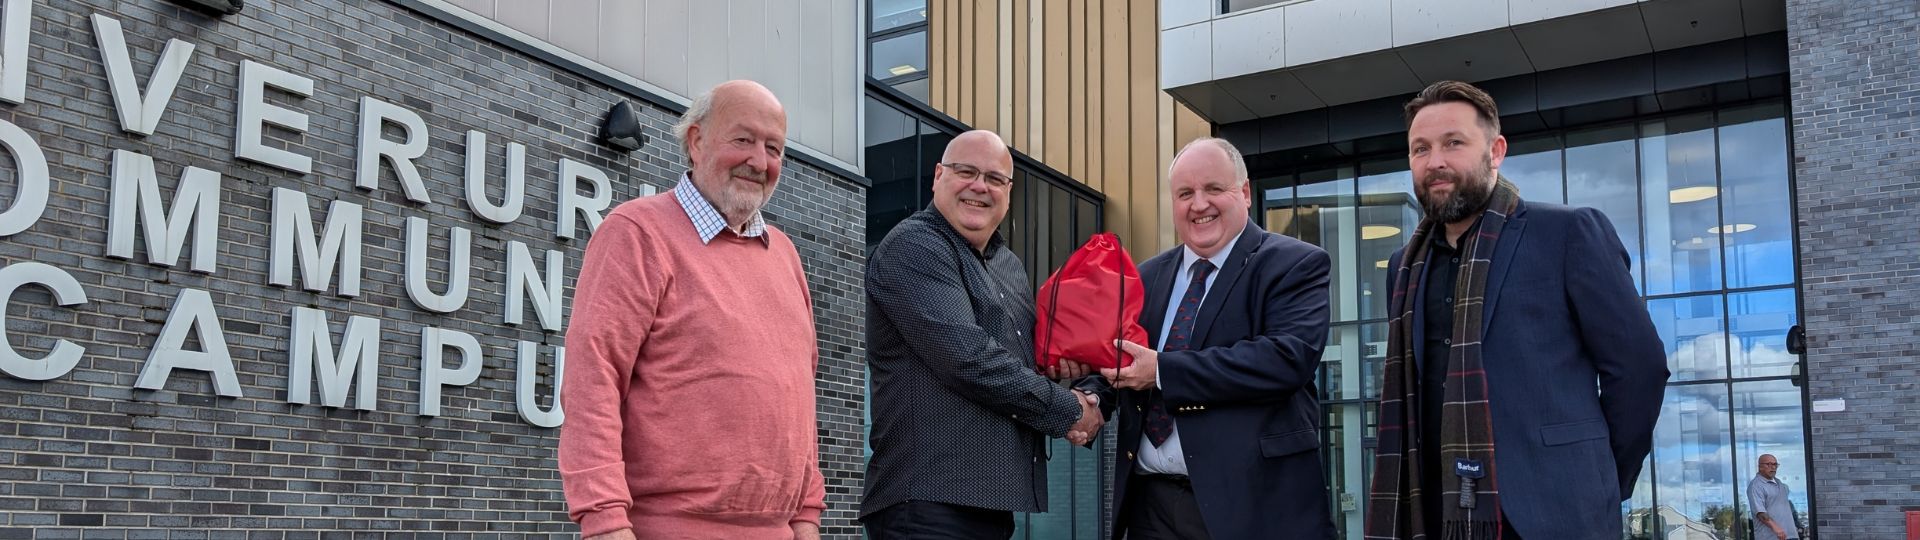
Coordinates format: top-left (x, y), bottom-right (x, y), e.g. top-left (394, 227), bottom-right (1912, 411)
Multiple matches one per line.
top-left (1425, 182), bottom-right (1492, 224)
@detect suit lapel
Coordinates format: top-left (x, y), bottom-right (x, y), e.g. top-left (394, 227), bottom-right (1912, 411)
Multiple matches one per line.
top-left (1193, 222), bottom-right (1264, 346)
top-left (1481, 203), bottom-right (1529, 329)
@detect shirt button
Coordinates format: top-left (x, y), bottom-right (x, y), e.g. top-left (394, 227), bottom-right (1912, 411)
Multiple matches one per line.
top-left (1443, 338), bottom-right (1452, 346)
top-left (1450, 257), bottom-right (1460, 264)
top-left (1444, 297), bottom-right (1453, 303)
top-left (1017, 331), bottom-right (1024, 337)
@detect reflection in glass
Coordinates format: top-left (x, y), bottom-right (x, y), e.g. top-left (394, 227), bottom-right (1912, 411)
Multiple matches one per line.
top-left (1566, 125), bottom-right (1644, 293)
top-left (870, 31), bottom-right (927, 81)
top-left (1502, 134), bottom-right (1564, 204)
top-left (1729, 288), bottom-right (1798, 379)
top-left (1652, 383), bottom-right (1735, 540)
top-left (1225, 0), bottom-right (1288, 13)
top-left (1262, 177), bottom-right (1300, 239)
top-left (1641, 114), bottom-right (1723, 296)
top-left (1358, 159), bottom-right (1417, 321)
top-left (865, 98), bottom-right (922, 248)
top-left (1321, 325), bottom-right (1360, 401)
top-left (1623, 454), bottom-right (1653, 540)
top-left (1718, 104), bottom-right (1795, 290)
top-left (1295, 169), bottom-right (1356, 322)
top-left (1733, 379), bottom-right (1809, 537)
top-left (872, 0), bottom-right (928, 33)
top-left (1648, 294), bottom-right (1728, 382)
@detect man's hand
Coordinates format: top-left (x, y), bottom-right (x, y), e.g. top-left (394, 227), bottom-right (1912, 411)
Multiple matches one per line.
top-left (1099, 340), bottom-right (1158, 391)
top-left (791, 521), bottom-right (820, 540)
top-left (1769, 524), bottom-right (1786, 540)
top-left (1050, 359), bottom-right (1094, 380)
top-left (1065, 390), bottom-right (1102, 446)
top-left (585, 529), bottom-right (636, 540)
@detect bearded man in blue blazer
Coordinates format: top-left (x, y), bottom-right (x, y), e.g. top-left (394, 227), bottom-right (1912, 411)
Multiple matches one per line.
top-left (1364, 81), bottom-right (1670, 540)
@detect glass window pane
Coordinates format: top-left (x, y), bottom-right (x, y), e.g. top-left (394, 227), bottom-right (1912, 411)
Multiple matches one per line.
top-left (1733, 379), bottom-right (1809, 538)
top-left (1076, 197), bottom-right (1098, 249)
top-left (1261, 176), bottom-right (1299, 238)
top-left (1652, 383), bottom-right (1736, 540)
top-left (1648, 294), bottom-right (1728, 382)
top-left (1051, 185), bottom-right (1075, 274)
top-left (865, 98), bottom-right (922, 248)
top-left (1566, 125), bottom-right (1644, 293)
top-left (1358, 159), bottom-right (1416, 321)
top-left (872, 0), bottom-right (927, 33)
top-left (1641, 113), bottom-right (1724, 295)
top-left (1624, 453), bottom-right (1654, 540)
top-left (1502, 134), bottom-right (1564, 204)
top-left (1008, 169), bottom-right (1029, 267)
top-left (1718, 103), bottom-right (1795, 289)
top-left (1728, 288), bottom-right (1798, 379)
top-left (1324, 401), bottom-right (1376, 539)
top-left (870, 30), bottom-right (927, 80)
top-left (1224, 0), bottom-right (1288, 13)
top-left (892, 77), bottom-right (931, 103)
top-left (1294, 168), bottom-right (1356, 322)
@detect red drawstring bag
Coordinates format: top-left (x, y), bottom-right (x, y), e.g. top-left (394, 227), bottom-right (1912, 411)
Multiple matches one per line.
top-left (1034, 233), bottom-right (1148, 371)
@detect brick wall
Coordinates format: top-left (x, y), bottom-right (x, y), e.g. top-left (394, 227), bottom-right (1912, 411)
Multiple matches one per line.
top-left (0, 0), bottom-right (866, 537)
top-left (1788, 0), bottom-right (1920, 537)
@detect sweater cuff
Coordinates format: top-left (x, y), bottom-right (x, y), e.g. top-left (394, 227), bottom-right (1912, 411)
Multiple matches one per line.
top-left (577, 508), bottom-right (631, 538)
top-left (790, 506), bottom-right (823, 526)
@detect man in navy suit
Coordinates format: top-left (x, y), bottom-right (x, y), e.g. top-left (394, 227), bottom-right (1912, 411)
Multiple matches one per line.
top-left (1068, 137), bottom-right (1335, 539)
top-left (1364, 81), bottom-right (1669, 540)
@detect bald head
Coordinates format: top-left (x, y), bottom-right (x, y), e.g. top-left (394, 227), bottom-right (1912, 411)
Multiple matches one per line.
top-left (676, 80), bottom-right (790, 229)
top-left (932, 130), bottom-right (1015, 251)
top-left (943, 130), bottom-right (1012, 166)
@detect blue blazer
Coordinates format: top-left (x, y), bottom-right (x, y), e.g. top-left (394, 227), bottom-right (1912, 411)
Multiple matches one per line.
top-left (1090, 221), bottom-right (1335, 540)
top-left (1387, 201), bottom-right (1670, 540)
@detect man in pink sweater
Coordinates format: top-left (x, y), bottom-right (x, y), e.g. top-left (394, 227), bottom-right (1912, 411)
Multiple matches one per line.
top-left (559, 80), bottom-right (825, 540)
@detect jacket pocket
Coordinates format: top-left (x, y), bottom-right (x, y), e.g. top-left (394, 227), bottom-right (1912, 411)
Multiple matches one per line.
top-left (1538, 419), bottom-right (1609, 446)
top-left (1260, 429), bottom-right (1318, 458)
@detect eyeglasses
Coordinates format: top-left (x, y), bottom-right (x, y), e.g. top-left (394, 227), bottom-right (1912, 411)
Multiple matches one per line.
top-left (939, 162), bottom-right (1013, 189)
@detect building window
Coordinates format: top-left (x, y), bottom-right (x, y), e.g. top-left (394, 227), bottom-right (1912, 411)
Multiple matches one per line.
top-left (869, 0), bottom-right (929, 102)
top-left (1253, 99), bottom-right (1807, 540)
top-left (1223, 0), bottom-right (1297, 14)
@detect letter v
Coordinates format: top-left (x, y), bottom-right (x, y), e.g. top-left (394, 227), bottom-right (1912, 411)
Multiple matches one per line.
top-left (91, 14), bottom-right (195, 136)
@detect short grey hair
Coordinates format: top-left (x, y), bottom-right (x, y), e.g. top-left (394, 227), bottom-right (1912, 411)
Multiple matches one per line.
top-left (671, 90), bottom-right (717, 165)
top-left (1169, 137), bottom-right (1249, 186)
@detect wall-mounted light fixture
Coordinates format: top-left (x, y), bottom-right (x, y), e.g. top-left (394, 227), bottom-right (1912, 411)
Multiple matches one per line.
top-left (600, 100), bottom-right (647, 152)
top-left (166, 0), bottom-right (243, 16)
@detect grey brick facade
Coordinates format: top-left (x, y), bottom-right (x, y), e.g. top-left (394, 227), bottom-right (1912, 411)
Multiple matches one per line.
top-left (0, 0), bottom-right (865, 538)
top-left (1789, 0), bottom-right (1920, 537)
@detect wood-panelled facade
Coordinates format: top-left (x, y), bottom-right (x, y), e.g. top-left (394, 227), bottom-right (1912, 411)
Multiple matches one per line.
top-left (928, 0), bottom-right (1213, 258)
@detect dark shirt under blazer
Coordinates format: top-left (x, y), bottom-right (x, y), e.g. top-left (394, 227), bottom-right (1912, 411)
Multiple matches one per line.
top-left (862, 208), bottom-right (1086, 516)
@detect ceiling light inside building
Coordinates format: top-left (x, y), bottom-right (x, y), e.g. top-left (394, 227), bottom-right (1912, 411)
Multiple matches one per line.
top-left (1361, 225), bottom-right (1401, 240)
top-left (1669, 186), bottom-right (1718, 204)
top-left (889, 65), bottom-right (920, 77)
top-left (1708, 223), bottom-right (1757, 234)
top-left (1375, 260), bottom-right (1389, 269)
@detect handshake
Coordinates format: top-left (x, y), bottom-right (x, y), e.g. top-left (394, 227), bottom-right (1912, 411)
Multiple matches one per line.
top-left (1049, 339), bottom-right (1161, 447)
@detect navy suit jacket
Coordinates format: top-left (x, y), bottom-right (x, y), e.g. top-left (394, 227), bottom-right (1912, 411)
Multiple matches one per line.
top-left (1387, 201), bottom-right (1669, 540)
top-left (1089, 221), bottom-right (1335, 540)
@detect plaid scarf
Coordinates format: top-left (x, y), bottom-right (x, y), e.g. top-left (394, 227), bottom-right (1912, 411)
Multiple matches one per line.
top-left (1365, 177), bottom-right (1522, 540)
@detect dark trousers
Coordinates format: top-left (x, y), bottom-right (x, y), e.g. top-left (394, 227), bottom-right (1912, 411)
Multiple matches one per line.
top-left (862, 500), bottom-right (1015, 540)
top-left (1121, 473), bottom-right (1211, 540)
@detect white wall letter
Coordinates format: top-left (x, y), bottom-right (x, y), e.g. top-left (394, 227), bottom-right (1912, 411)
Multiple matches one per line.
top-left (234, 60), bottom-right (314, 174)
top-left (0, 119), bottom-right (49, 236)
top-left (107, 150), bottom-right (220, 273)
top-left (288, 307), bottom-right (381, 411)
top-left (133, 288), bottom-right (241, 397)
top-left (556, 159), bottom-right (611, 240)
top-left (463, 130), bottom-right (526, 224)
top-left (505, 241), bottom-right (563, 331)
top-left (91, 14), bottom-right (195, 136)
top-left (405, 217), bottom-right (471, 313)
top-left (515, 341), bottom-right (564, 428)
top-left (270, 188), bottom-right (363, 297)
top-left (0, 262), bottom-right (87, 381)
top-left (418, 327), bottom-right (482, 417)
top-left (355, 97), bottom-right (431, 203)
top-left (0, 0), bottom-right (31, 104)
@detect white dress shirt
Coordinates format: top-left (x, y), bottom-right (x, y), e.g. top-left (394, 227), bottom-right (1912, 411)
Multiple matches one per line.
top-left (1135, 234), bottom-right (1239, 476)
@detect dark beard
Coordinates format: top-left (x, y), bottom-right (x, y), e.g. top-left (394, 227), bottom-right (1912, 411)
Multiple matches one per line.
top-left (1417, 158), bottom-right (1495, 224)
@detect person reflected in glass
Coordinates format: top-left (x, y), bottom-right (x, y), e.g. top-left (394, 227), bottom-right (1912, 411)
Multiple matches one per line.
top-left (1064, 137), bottom-right (1337, 539)
top-left (860, 130), bottom-right (1104, 539)
top-left (1748, 454), bottom-right (1803, 540)
top-left (1365, 80), bottom-right (1671, 540)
